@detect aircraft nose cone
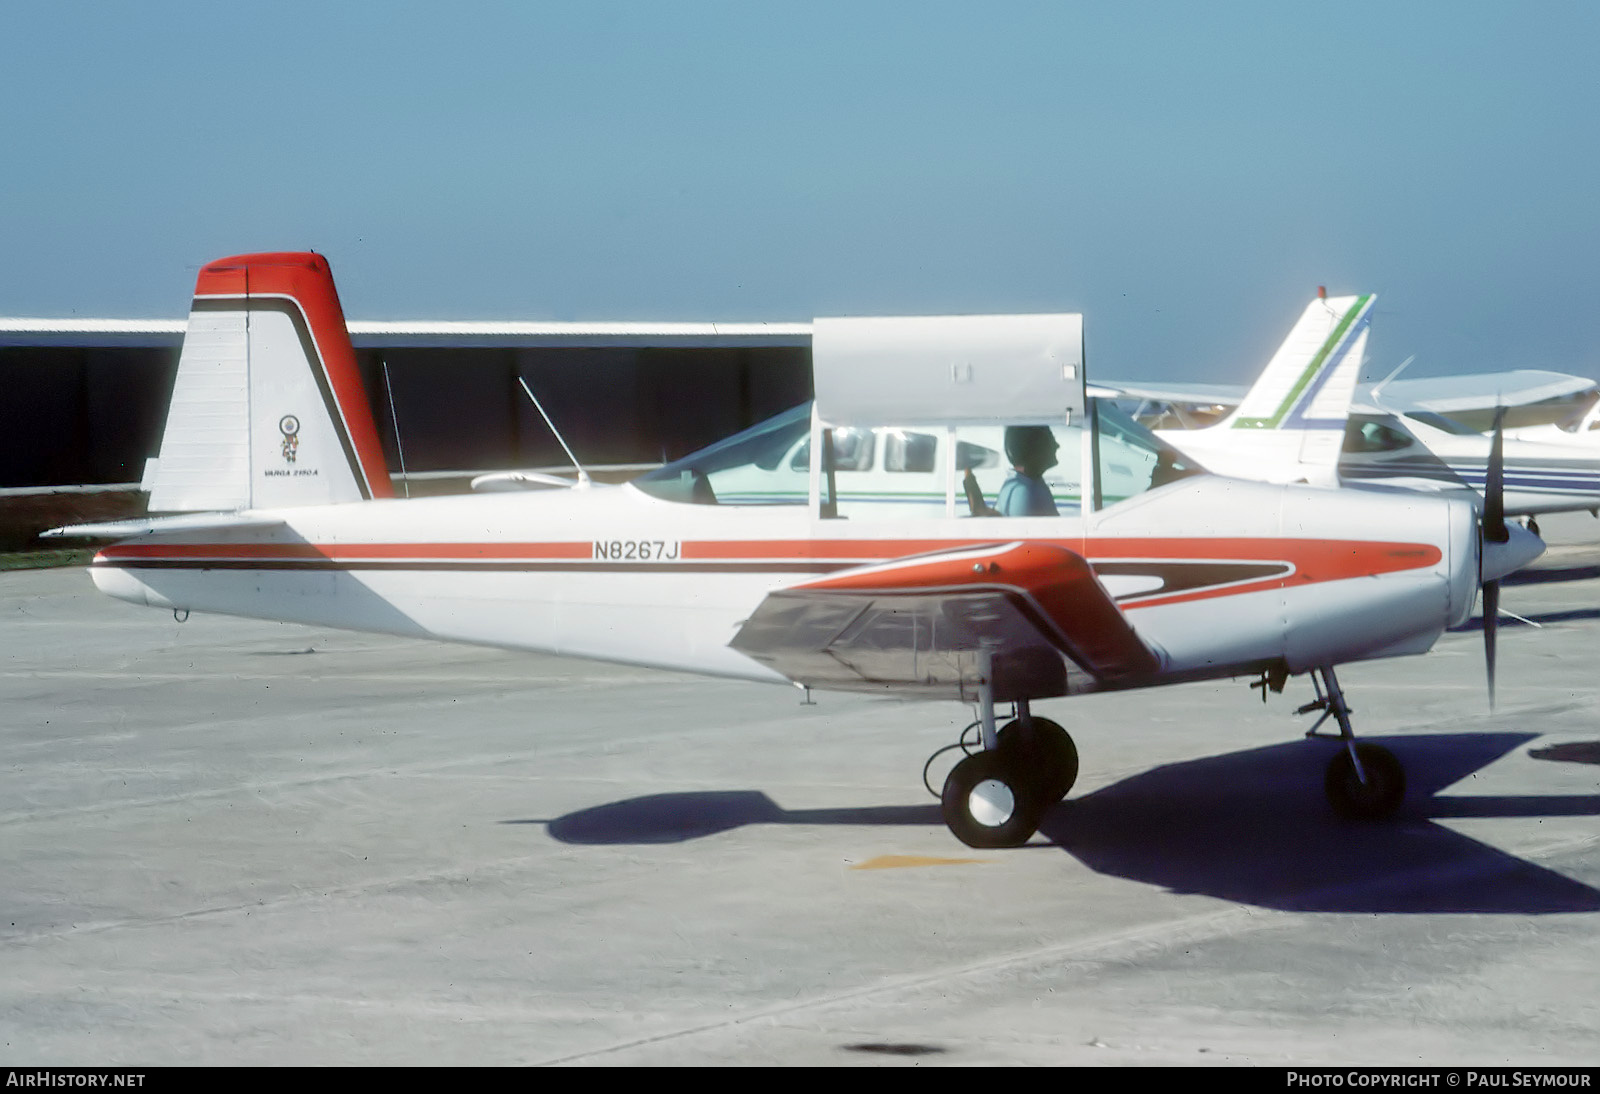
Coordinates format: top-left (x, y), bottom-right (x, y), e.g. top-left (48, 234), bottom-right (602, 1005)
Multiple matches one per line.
top-left (1482, 522), bottom-right (1545, 583)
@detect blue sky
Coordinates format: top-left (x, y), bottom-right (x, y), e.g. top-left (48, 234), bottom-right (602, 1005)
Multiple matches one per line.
top-left (3, 1), bottom-right (1597, 384)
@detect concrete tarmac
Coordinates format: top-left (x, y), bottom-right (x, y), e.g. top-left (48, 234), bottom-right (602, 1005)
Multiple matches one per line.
top-left (2, 517), bottom-right (1599, 1066)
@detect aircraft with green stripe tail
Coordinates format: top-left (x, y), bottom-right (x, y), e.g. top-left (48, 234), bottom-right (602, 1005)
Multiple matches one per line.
top-left (1146, 291), bottom-right (1600, 526)
top-left (1152, 291), bottom-right (1375, 487)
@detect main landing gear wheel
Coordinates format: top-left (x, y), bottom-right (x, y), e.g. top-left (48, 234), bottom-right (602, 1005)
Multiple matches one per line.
top-left (997, 716), bottom-right (1079, 803)
top-left (941, 751), bottom-right (1042, 849)
top-left (1324, 743), bottom-right (1406, 820)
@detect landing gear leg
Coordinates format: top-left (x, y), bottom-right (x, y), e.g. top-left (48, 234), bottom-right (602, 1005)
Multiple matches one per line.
top-left (1300, 666), bottom-right (1406, 819)
top-left (940, 656), bottom-right (1046, 848)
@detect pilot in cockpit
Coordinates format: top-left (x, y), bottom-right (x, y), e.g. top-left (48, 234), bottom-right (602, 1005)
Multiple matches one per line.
top-left (995, 426), bottom-right (1060, 517)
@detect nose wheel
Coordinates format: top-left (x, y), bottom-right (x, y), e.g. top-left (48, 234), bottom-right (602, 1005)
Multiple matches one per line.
top-left (1301, 667), bottom-right (1407, 820)
top-left (1325, 742), bottom-right (1406, 819)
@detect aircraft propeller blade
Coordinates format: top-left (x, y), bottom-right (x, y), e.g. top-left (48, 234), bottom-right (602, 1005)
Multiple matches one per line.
top-left (1482, 406), bottom-right (1507, 707)
top-left (1484, 407), bottom-right (1509, 544)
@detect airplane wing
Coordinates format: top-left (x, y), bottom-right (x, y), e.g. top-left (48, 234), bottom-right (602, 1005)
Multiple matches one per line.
top-left (1107, 371), bottom-right (1597, 430)
top-left (1362, 370), bottom-right (1596, 415)
top-left (729, 541), bottom-right (1163, 702)
top-left (1096, 380), bottom-right (1248, 406)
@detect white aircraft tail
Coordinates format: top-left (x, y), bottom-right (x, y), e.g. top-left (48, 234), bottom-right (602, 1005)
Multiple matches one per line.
top-left (145, 252), bottom-right (393, 512)
top-left (1183, 292), bottom-right (1375, 484)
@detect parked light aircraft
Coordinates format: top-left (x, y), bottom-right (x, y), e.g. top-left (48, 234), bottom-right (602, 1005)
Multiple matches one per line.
top-left (1149, 293), bottom-right (1377, 486)
top-left (1336, 405), bottom-right (1600, 532)
top-left (1331, 371), bottom-right (1600, 532)
top-left (1124, 294), bottom-right (1600, 529)
top-left (1122, 369), bottom-right (1598, 432)
top-left (49, 253), bottom-right (1545, 849)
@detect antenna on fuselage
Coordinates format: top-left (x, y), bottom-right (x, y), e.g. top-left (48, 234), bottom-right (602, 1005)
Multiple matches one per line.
top-left (1368, 355), bottom-right (1416, 408)
top-left (517, 376), bottom-right (592, 488)
top-left (381, 357), bottom-right (411, 499)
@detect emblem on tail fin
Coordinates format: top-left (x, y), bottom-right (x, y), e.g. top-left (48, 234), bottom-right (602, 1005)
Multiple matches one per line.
top-left (279, 415), bottom-right (300, 464)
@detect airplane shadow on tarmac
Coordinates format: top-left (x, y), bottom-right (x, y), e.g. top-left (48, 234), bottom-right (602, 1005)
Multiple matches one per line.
top-left (521, 732), bottom-right (1600, 915)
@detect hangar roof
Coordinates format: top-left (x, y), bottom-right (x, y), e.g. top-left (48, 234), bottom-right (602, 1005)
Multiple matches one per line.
top-left (0, 317), bottom-right (812, 349)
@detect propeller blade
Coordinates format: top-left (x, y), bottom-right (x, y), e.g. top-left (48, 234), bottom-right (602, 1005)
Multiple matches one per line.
top-left (1485, 407), bottom-right (1508, 543)
top-left (1483, 579), bottom-right (1499, 708)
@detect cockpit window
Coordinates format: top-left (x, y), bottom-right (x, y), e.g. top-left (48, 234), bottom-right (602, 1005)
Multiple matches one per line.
top-left (1094, 401), bottom-right (1204, 505)
top-left (633, 403), bottom-right (811, 505)
top-left (956, 440), bottom-right (999, 470)
top-left (1344, 416), bottom-right (1414, 453)
top-left (956, 422), bottom-right (1080, 517)
top-left (788, 428), bottom-right (874, 473)
top-left (632, 398), bottom-right (1205, 512)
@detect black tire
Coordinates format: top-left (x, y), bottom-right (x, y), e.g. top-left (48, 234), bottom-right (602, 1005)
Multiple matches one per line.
top-left (1324, 743), bottom-right (1406, 819)
top-left (997, 716), bottom-right (1080, 803)
top-left (941, 751), bottom-right (1041, 849)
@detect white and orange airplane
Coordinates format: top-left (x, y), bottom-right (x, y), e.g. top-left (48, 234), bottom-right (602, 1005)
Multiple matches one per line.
top-left (48, 253), bottom-right (1545, 848)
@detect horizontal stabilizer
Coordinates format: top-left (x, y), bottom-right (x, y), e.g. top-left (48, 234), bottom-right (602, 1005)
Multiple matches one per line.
top-left (42, 513), bottom-right (286, 539)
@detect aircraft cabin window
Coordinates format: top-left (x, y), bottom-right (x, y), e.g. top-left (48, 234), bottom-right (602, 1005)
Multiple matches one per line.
top-left (884, 431), bottom-right (937, 474)
top-left (788, 428), bottom-right (874, 473)
top-left (1343, 417), bottom-right (1413, 453)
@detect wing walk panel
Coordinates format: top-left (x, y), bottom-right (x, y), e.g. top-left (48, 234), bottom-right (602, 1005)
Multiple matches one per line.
top-left (729, 542), bottom-right (1162, 700)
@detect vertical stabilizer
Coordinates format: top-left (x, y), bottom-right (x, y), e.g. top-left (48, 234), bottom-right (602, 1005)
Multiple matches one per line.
top-left (146, 253), bottom-right (392, 512)
top-left (1160, 293), bottom-right (1375, 485)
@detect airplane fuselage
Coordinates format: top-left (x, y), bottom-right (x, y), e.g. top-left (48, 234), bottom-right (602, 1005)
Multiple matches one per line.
top-left (91, 475), bottom-right (1485, 693)
top-left (1339, 414), bottom-right (1600, 516)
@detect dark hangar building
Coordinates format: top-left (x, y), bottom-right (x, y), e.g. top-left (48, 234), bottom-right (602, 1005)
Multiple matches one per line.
top-left (0, 318), bottom-right (814, 491)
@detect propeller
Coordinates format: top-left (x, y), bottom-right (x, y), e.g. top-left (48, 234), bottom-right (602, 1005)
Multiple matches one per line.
top-left (1482, 407), bottom-right (1508, 706)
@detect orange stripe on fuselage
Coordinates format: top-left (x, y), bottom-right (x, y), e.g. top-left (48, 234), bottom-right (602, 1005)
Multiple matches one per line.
top-left (94, 534), bottom-right (1441, 612)
top-left (97, 542), bottom-right (594, 562)
top-left (684, 535), bottom-right (1438, 572)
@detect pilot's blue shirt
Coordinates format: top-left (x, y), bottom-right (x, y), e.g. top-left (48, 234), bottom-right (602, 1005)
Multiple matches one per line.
top-left (995, 472), bottom-right (1058, 517)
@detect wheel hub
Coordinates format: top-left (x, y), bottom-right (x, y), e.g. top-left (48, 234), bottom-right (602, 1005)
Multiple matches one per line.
top-left (968, 778), bottom-right (1016, 827)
